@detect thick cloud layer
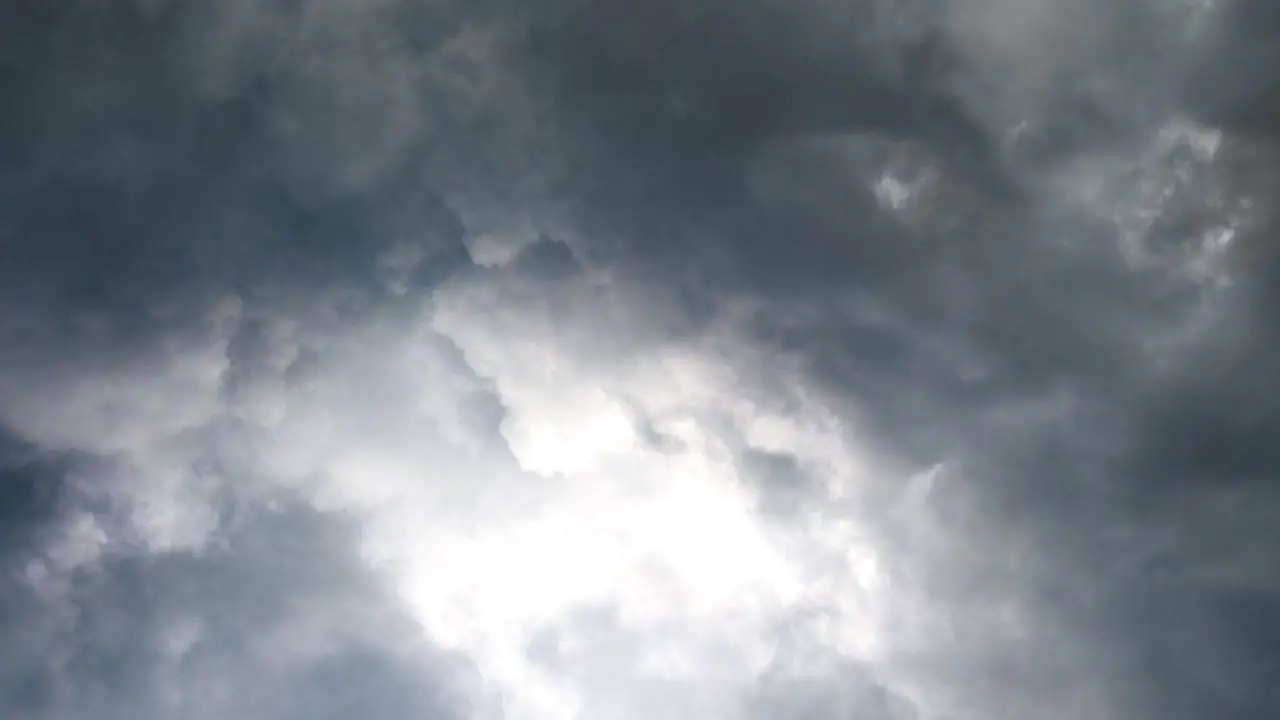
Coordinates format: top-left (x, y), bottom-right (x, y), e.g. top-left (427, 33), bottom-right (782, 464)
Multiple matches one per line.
top-left (2, 1), bottom-right (1279, 719)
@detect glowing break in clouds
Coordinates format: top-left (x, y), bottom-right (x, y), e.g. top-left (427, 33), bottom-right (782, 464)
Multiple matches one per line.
top-left (244, 262), bottom-right (902, 720)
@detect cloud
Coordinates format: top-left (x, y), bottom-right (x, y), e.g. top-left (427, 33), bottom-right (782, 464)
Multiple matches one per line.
top-left (3, 1), bottom-right (1280, 719)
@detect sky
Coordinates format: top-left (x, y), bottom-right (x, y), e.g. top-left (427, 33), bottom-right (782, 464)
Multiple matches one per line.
top-left (1, 1), bottom-right (1279, 719)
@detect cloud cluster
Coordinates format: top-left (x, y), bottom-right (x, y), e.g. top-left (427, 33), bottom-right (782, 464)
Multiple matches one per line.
top-left (3, 1), bottom-right (1280, 719)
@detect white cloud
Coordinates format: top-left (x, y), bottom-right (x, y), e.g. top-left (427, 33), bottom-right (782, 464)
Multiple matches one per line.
top-left (0, 247), bottom-right (929, 719)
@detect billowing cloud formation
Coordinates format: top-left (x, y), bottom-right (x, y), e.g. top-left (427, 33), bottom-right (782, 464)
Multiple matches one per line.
top-left (2, 1), bottom-right (1280, 720)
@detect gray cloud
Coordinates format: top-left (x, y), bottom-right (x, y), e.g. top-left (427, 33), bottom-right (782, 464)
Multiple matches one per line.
top-left (3, 1), bottom-right (1280, 719)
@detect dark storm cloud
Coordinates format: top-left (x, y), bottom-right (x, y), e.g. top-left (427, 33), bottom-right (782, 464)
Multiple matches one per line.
top-left (1181, 0), bottom-right (1280, 139)
top-left (3, 1), bottom-right (1280, 719)
top-left (522, 2), bottom-right (1280, 718)
top-left (5, 499), bottom-right (484, 720)
top-left (0, 434), bottom-right (471, 720)
top-left (0, 3), bottom-right (496, 718)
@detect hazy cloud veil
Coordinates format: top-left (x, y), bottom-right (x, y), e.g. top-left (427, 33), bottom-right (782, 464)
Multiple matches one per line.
top-left (2, 1), bottom-right (1279, 719)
